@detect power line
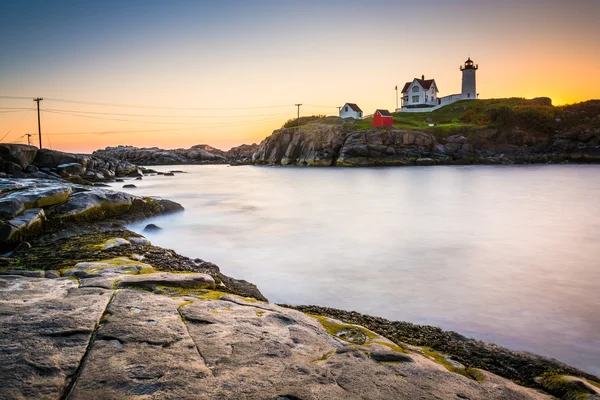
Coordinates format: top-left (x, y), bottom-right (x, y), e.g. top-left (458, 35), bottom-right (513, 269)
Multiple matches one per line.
top-left (45, 115), bottom-right (287, 136)
top-left (0, 95), bottom-right (340, 111)
top-left (43, 110), bottom-right (290, 126)
top-left (42, 97), bottom-right (295, 111)
top-left (42, 108), bottom-right (291, 120)
top-left (0, 106), bottom-right (34, 142)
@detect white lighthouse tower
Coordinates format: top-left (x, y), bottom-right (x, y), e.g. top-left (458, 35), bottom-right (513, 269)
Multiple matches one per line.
top-left (460, 57), bottom-right (478, 99)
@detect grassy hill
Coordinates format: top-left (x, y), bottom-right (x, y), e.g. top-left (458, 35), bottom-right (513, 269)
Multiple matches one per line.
top-left (287, 98), bottom-right (600, 143)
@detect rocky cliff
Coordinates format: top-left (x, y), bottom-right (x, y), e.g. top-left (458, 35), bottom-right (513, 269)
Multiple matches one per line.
top-left (253, 99), bottom-right (600, 166)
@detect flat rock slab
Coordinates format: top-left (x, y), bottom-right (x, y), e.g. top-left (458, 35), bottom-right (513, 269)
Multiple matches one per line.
top-left (0, 271), bottom-right (552, 400)
top-left (116, 272), bottom-right (215, 290)
top-left (0, 275), bottom-right (112, 400)
top-left (63, 257), bottom-right (153, 279)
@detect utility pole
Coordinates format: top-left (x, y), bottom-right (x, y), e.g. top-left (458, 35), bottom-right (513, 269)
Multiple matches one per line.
top-left (33, 98), bottom-right (43, 148)
top-left (337, 106), bottom-right (342, 114)
top-left (25, 133), bottom-right (32, 146)
top-left (295, 103), bottom-right (302, 126)
top-left (395, 85), bottom-right (398, 111)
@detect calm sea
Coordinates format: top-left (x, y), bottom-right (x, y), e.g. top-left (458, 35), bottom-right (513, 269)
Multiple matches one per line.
top-left (111, 164), bottom-right (600, 375)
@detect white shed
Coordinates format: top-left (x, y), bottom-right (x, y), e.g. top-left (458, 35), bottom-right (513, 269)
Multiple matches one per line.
top-left (339, 103), bottom-right (363, 119)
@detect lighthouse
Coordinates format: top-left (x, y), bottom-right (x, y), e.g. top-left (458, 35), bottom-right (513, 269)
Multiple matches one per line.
top-left (460, 57), bottom-right (478, 99)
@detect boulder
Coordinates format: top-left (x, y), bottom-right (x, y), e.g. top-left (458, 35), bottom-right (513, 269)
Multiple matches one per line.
top-left (0, 185), bottom-right (71, 218)
top-left (1, 208), bottom-right (45, 243)
top-left (57, 162), bottom-right (85, 176)
top-left (34, 149), bottom-right (80, 168)
top-left (416, 157), bottom-right (436, 166)
top-left (53, 189), bottom-right (133, 221)
top-left (0, 160), bottom-right (23, 175)
top-left (144, 223), bottom-right (162, 232)
top-left (0, 144), bottom-right (38, 168)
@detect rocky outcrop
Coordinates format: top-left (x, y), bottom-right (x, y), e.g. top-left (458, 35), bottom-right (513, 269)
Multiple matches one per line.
top-left (94, 144), bottom-right (229, 165)
top-left (0, 262), bottom-right (560, 399)
top-left (0, 145), bottom-right (140, 181)
top-left (94, 143), bottom-right (261, 165)
top-left (0, 178), bottom-right (183, 248)
top-left (226, 143), bottom-right (259, 164)
top-left (252, 124), bottom-right (445, 166)
top-left (252, 115), bottom-right (600, 166)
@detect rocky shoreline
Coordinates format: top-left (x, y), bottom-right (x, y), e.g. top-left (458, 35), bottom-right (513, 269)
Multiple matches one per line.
top-left (1, 146), bottom-right (599, 399)
top-left (90, 99), bottom-right (600, 168)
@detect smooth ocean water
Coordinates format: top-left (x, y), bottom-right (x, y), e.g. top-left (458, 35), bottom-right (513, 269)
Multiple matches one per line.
top-left (112, 164), bottom-right (600, 375)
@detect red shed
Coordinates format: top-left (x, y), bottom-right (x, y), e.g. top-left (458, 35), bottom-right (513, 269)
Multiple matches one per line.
top-left (372, 109), bottom-right (393, 127)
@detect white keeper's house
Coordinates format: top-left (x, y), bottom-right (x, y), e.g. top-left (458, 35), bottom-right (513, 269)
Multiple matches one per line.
top-left (339, 103), bottom-right (363, 119)
top-left (398, 58), bottom-right (479, 112)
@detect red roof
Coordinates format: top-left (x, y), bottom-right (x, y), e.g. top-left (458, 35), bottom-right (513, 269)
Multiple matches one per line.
top-left (375, 109), bottom-right (392, 117)
top-left (345, 103), bottom-right (362, 112)
top-left (401, 79), bottom-right (436, 93)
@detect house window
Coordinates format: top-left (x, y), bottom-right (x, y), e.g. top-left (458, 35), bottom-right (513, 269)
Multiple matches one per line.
top-left (412, 86), bottom-right (419, 93)
top-left (467, 93), bottom-right (470, 98)
top-left (344, 106), bottom-right (348, 112)
top-left (358, 112), bottom-right (362, 118)
top-left (412, 95), bottom-right (419, 103)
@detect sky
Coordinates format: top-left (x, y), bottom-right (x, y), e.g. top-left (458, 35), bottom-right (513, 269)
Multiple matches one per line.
top-left (1, 0), bottom-right (599, 153)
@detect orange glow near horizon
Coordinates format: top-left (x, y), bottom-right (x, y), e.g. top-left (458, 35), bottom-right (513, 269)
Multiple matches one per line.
top-left (1, 1), bottom-right (598, 153)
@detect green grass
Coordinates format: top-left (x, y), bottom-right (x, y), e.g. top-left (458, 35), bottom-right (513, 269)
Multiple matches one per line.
top-left (347, 98), bottom-right (563, 140)
top-left (538, 372), bottom-right (596, 400)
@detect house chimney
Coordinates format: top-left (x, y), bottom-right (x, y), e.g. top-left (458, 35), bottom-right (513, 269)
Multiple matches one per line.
top-left (421, 75), bottom-right (424, 80)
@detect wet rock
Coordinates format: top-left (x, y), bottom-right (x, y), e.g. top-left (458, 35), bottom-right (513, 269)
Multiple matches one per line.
top-left (0, 185), bottom-right (71, 218)
top-left (62, 257), bottom-right (154, 279)
top-left (24, 164), bottom-right (39, 173)
top-left (53, 189), bottom-right (133, 221)
top-left (1, 208), bottom-right (45, 243)
top-left (164, 172), bottom-right (175, 176)
top-left (135, 176), bottom-right (142, 180)
top-left (115, 178), bottom-right (124, 182)
top-left (129, 237), bottom-right (151, 246)
top-left (144, 223), bottom-right (162, 232)
top-left (116, 272), bottom-right (215, 290)
top-left (57, 162), bottom-right (85, 176)
top-left (416, 157), bottom-right (436, 166)
top-left (102, 237), bottom-right (131, 249)
top-left (123, 184), bottom-right (137, 188)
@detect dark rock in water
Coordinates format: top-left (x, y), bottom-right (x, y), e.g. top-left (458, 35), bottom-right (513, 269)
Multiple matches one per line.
top-left (123, 184), bottom-right (137, 188)
top-left (57, 162), bottom-right (84, 176)
top-left (115, 179), bottom-right (124, 182)
top-left (24, 165), bottom-right (38, 173)
top-left (155, 198), bottom-right (184, 214)
top-left (416, 157), bottom-right (436, 166)
top-left (170, 170), bottom-right (185, 174)
top-left (135, 176), bottom-right (142, 180)
top-left (156, 171), bottom-right (165, 175)
top-left (164, 172), bottom-right (175, 176)
top-left (144, 223), bottom-right (162, 232)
